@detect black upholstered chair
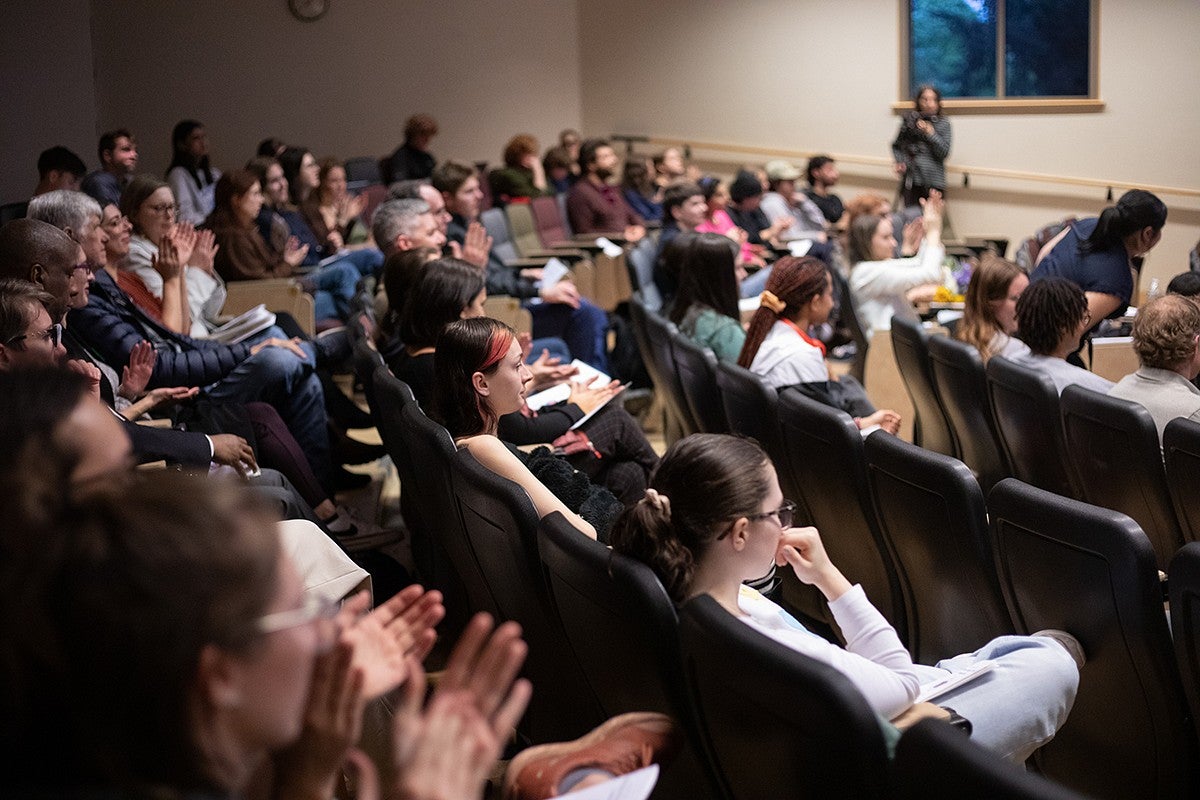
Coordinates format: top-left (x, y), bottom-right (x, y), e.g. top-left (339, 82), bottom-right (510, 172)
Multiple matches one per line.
top-left (536, 512), bottom-right (724, 798)
top-left (629, 296), bottom-right (692, 443)
top-left (1169, 543), bottom-right (1200, 748)
top-left (985, 355), bottom-right (1077, 498)
top-left (678, 595), bottom-right (890, 800)
top-left (830, 266), bottom-right (869, 384)
top-left (927, 334), bottom-right (1009, 494)
top-left (448, 448), bottom-right (605, 743)
top-left (863, 431), bottom-right (1011, 663)
top-left (989, 479), bottom-right (1196, 799)
top-left (1059, 385), bottom-right (1184, 571)
top-left (1162, 417), bottom-right (1200, 544)
top-left (893, 719), bottom-right (1093, 800)
top-left (373, 368), bottom-right (467, 611)
top-left (777, 388), bottom-right (906, 642)
top-left (891, 316), bottom-right (958, 456)
top-left (713, 360), bottom-right (801, 505)
top-left (669, 329), bottom-right (728, 433)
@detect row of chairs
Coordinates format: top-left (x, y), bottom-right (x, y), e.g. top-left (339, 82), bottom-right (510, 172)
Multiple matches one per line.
top-left (892, 315), bottom-right (1200, 571)
top-left (626, 299), bottom-right (1200, 798)
top-left (360, 338), bottom-right (1119, 797)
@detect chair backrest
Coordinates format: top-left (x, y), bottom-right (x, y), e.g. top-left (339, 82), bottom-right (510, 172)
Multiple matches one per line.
top-left (989, 479), bottom-right (1196, 799)
top-left (893, 718), bottom-right (1093, 800)
top-left (479, 207), bottom-right (521, 263)
top-left (449, 449), bottom-right (605, 742)
top-left (669, 330), bottom-right (728, 433)
top-left (777, 389), bottom-right (906, 639)
top-left (890, 317), bottom-right (958, 456)
top-left (863, 431), bottom-right (1010, 662)
top-left (1169, 543), bottom-right (1200, 747)
top-left (530, 195), bottom-right (570, 247)
top-left (641, 306), bottom-right (699, 437)
top-left (554, 192), bottom-right (574, 236)
top-left (374, 368), bottom-right (471, 610)
top-left (678, 595), bottom-right (890, 800)
top-left (504, 202), bottom-right (544, 258)
top-left (1161, 417), bottom-right (1200, 544)
top-left (1059, 384), bottom-right (1183, 570)
top-left (358, 184), bottom-right (387, 227)
top-left (351, 320), bottom-right (384, 424)
top-left (830, 266), bottom-right (868, 383)
top-left (343, 156), bottom-right (383, 190)
top-left (927, 334), bottom-right (1009, 494)
top-left (625, 235), bottom-right (662, 311)
top-left (985, 355), bottom-right (1077, 498)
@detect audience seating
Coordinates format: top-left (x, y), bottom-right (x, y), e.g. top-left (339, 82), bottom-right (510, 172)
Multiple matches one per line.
top-left (927, 334), bottom-right (1009, 494)
top-left (529, 195), bottom-right (573, 248)
top-left (893, 718), bottom-right (1093, 800)
top-left (777, 389), bottom-right (906, 641)
top-left (554, 193), bottom-right (573, 237)
top-left (678, 594), bottom-right (891, 800)
top-left (535, 512), bottom-right (725, 798)
top-left (639, 303), bottom-right (698, 441)
top-left (220, 278), bottom-right (315, 335)
top-left (625, 235), bottom-right (663, 311)
top-left (668, 330), bottom-right (727, 433)
top-left (830, 267), bottom-right (868, 384)
top-left (1162, 417), bottom-right (1200, 544)
top-left (1169, 543), bottom-right (1200, 747)
top-left (989, 479), bottom-right (1196, 800)
top-left (448, 448), bottom-right (606, 743)
top-left (1059, 385), bottom-right (1184, 571)
top-left (503, 203), bottom-right (589, 261)
top-left (985, 355), bottom-right (1078, 498)
top-left (373, 368), bottom-right (471, 623)
top-left (1014, 217), bottom-right (1077, 272)
top-left (890, 317), bottom-right (957, 457)
top-left (343, 156), bottom-right (383, 190)
top-left (479, 207), bottom-right (548, 268)
top-left (863, 431), bottom-right (1011, 663)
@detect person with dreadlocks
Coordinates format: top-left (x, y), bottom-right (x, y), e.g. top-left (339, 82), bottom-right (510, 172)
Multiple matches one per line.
top-left (1007, 277), bottom-right (1113, 395)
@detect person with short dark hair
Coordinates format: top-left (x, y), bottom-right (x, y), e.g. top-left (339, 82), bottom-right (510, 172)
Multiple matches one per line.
top-left (34, 146), bottom-right (87, 197)
top-left (804, 154), bottom-right (845, 227)
top-left (619, 156), bottom-right (662, 222)
top-left (1109, 293), bottom-right (1200, 443)
top-left (565, 139), bottom-right (645, 240)
top-left (81, 129), bottom-right (138, 207)
top-left (542, 145), bottom-right (576, 195)
top-left (1010, 276), bottom-right (1113, 395)
top-left (652, 181), bottom-right (707, 302)
top-left (726, 170), bottom-right (791, 246)
top-left (1168, 270), bottom-right (1200, 298)
top-left (387, 113), bottom-right (439, 182)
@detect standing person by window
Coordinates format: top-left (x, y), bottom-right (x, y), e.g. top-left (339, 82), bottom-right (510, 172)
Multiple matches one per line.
top-left (891, 85), bottom-right (952, 209)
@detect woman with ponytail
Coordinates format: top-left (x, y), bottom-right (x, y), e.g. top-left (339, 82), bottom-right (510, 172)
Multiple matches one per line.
top-left (611, 433), bottom-right (1081, 762)
top-left (1032, 189), bottom-right (1167, 328)
top-left (737, 256), bottom-right (901, 433)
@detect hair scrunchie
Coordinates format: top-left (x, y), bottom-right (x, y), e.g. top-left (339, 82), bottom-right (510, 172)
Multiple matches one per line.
top-left (760, 290), bottom-right (786, 314)
top-left (641, 488), bottom-right (671, 519)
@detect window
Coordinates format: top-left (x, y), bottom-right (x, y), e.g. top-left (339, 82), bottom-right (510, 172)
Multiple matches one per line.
top-left (904, 0), bottom-right (1095, 103)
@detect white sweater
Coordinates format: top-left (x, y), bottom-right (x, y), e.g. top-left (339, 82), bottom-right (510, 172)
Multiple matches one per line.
top-left (748, 319), bottom-right (828, 389)
top-left (849, 243), bottom-right (945, 338)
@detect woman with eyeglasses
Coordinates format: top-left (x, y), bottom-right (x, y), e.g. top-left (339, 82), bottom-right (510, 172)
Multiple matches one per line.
top-left (610, 433), bottom-right (1081, 762)
top-left (120, 173), bottom-right (223, 337)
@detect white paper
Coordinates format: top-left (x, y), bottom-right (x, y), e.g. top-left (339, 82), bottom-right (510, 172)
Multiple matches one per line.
top-left (541, 257), bottom-right (570, 288)
top-left (788, 239), bottom-right (814, 257)
top-left (549, 764), bottom-right (659, 800)
top-left (595, 237), bottom-right (624, 258)
top-left (914, 660), bottom-right (996, 704)
top-left (525, 360), bottom-right (611, 412)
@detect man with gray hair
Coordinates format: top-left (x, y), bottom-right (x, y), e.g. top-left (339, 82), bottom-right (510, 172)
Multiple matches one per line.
top-left (371, 198), bottom-right (446, 258)
top-left (26, 190), bottom-right (109, 270)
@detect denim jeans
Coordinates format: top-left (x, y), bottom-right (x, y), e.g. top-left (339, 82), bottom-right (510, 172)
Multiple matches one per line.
top-left (528, 337), bottom-right (572, 364)
top-left (914, 635), bottom-right (1079, 762)
top-left (331, 247), bottom-right (384, 278)
top-left (526, 297), bottom-right (610, 372)
top-left (204, 337), bottom-right (332, 492)
top-left (309, 260), bottom-right (361, 321)
top-left (740, 263), bottom-right (774, 298)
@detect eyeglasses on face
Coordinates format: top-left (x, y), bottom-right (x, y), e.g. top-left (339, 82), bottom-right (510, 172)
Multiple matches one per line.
top-left (6, 322), bottom-right (63, 349)
top-left (717, 499), bottom-right (798, 539)
top-left (254, 594), bottom-right (340, 652)
top-left (145, 202), bottom-right (177, 216)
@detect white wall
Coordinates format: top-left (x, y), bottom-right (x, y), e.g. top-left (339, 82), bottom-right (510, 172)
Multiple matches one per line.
top-left (579, 0), bottom-right (1200, 288)
top-left (84, 0), bottom-right (584, 180)
top-left (0, 0), bottom-right (99, 201)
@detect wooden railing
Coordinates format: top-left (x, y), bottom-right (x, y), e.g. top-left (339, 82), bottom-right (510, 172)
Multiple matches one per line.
top-left (611, 134), bottom-right (1200, 202)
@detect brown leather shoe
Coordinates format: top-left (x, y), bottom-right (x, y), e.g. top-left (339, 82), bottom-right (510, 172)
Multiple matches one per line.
top-left (502, 712), bottom-right (680, 800)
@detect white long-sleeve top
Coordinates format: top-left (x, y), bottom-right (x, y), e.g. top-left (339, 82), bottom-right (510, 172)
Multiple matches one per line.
top-left (748, 319), bottom-right (828, 389)
top-left (849, 243), bottom-right (945, 338)
top-left (126, 235), bottom-right (226, 338)
top-left (738, 583), bottom-right (920, 719)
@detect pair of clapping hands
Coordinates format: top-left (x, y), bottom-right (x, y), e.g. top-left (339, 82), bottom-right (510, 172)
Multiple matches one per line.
top-left (519, 332), bottom-right (624, 414)
top-left (272, 585), bottom-right (531, 800)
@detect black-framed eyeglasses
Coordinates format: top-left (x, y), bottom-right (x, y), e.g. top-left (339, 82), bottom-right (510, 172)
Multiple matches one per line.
top-left (6, 322), bottom-right (63, 349)
top-left (718, 499), bottom-right (797, 539)
top-left (748, 499), bottom-right (797, 530)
